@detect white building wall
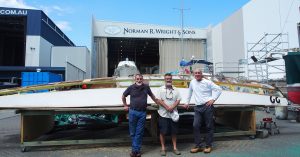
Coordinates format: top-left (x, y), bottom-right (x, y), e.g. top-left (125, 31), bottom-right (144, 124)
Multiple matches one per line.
top-left (211, 24), bottom-right (223, 74)
top-left (221, 9), bottom-right (245, 77)
top-left (25, 35), bottom-right (40, 66)
top-left (206, 27), bottom-right (213, 62)
top-left (51, 46), bottom-right (91, 80)
top-left (39, 37), bottom-right (53, 67)
top-left (25, 35), bottom-right (53, 67)
top-left (243, 0), bottom-right (299, 49)
top-left (222, 9), bottom-right (245, 64)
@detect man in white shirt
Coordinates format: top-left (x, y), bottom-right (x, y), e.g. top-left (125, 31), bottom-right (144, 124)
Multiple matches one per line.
top-left (156, 73), bottom-right (181, 156)
top-left (183, 69), bottom-right (222, 153)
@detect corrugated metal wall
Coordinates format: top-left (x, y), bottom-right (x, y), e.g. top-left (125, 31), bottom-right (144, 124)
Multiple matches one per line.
top-left (159, 39), bottom-right (205, 73)
top-left (93, 38), bottom-right (108, 77)
top-left (93, 37), bottom-right (206, 77)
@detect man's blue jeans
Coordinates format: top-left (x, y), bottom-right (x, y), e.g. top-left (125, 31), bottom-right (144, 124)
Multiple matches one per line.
top-left (129, 109), bottom-right (146, 153)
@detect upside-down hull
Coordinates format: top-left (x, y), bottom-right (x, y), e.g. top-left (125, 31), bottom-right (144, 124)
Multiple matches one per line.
top-left (0, 87), bottom-right (288, 109)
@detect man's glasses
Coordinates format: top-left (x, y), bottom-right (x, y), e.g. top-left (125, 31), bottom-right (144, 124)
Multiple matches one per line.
top-left (194, 72), bottom-right (202, 74)
top-left (165, 89), bottom-right (173, 100)
top-left (136, 78), bottom-right (143, 80)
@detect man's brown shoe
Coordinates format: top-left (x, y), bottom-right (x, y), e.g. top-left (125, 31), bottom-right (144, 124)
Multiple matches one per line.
top-left (136, 152), bottom-right (141, 157)
top-left (190, 147), bottom-right (204, 153)
top-left (204, 147), bottom-right (212, 153)
top-left (173, 149), bottom-right (181, 155)
top-left (130, 152), bottom-right (136, 157)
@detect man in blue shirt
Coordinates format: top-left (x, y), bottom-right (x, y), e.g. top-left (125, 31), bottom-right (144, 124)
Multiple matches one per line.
top-left (122, 74), bottom-right (157, 157)
top-left (183, 69), bottom-right (222, 154)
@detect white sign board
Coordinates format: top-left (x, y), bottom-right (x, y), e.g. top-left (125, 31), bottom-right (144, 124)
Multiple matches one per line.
top-left (93, 20), bottom-right (207, 39)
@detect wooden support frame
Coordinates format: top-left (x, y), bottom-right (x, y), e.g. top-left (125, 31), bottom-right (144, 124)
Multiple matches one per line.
top-left (21, 111), bottom-right (54, 143)
top-left (19, 106), bottom-right (257, 152)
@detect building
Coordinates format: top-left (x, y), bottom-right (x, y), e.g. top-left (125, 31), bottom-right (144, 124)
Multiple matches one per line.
top-left (92, 19), bottom-right (208, 77)
top-left (92, 0), bottom-right (300, 80)
top-left (0, 7), bottom-right (74, 67)
top-left (209, 0), bottom-right (300, 80)
top-left (0, 7), bottom-right (91, 85)
top-left (51, 46), bottom-right (91, 81)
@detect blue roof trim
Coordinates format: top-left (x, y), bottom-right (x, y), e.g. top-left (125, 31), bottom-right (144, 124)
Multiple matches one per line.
top-left (40, 12), bottom-right (74, 46)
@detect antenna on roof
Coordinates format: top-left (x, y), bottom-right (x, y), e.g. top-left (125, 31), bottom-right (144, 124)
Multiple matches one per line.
top-left (174, 0), bottom-right (190, 59)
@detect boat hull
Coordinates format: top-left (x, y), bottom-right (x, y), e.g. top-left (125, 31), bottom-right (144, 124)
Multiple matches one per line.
top-left (0, 88), bottom-right (288, 109)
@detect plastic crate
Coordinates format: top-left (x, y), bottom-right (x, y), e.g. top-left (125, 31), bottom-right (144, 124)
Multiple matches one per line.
top-left (21, 72), bottom-right (62, 92)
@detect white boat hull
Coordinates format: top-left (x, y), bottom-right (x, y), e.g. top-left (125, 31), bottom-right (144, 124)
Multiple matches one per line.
top-left (0, 88), bottom-right (288, 109)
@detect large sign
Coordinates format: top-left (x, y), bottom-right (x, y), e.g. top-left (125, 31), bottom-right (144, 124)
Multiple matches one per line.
top-left (93, 20), bottom-right (207, 39)
top-left (0, 9), bottom-right (28, 15)
top-left (122, 28), bottom-right (195, 36)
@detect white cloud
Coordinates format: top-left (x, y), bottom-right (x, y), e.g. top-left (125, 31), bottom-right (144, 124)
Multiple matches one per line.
top-left (39, 5), bottom-right (73, 16)
top-left (0, 0), bottom-right (36, 9)
top-left (55, 21), bottom-right (72, 31)
top-left (39, 5), bottom-right (52, 15)
top-left (52, 6), bottom-right (64, 12)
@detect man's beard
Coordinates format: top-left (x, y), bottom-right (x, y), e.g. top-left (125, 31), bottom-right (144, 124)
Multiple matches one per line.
top-left (136, 81), bottom-right (143, 85)
top-left (166, 82), bottom-right (172, 88)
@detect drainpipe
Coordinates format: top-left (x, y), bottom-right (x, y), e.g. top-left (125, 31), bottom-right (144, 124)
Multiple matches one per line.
top-left (297, 23), bottom-right (300, 48)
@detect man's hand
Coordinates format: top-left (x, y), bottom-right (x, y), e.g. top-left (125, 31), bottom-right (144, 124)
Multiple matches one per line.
top-left (166, 106), bottom-right (173, 112)
top-left (183, 104), bottom-right (190, 110)
top-left (206, 99), bottom-right (215, 106)
top-left (124, 105), bottom-right (129, 111)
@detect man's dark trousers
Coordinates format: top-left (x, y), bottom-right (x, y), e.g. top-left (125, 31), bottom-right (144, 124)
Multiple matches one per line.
top-left (193, 105), bottom-right (214, 147)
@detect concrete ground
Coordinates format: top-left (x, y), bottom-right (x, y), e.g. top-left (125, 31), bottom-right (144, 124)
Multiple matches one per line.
top-left (1, 110), bottom-right (300, 157)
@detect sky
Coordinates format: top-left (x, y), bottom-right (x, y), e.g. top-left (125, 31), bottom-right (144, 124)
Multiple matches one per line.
top-left (0, 0), bottom-right (250, 50)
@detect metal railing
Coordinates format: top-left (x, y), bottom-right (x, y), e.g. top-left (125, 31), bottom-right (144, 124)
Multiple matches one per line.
top-left (215, 61), bottom-right (246, 79)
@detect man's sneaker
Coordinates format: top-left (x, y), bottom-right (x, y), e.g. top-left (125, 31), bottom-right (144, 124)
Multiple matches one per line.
top-left (190, 146), bottom-right (204, 153)
top-left (204, 147), bottom-right (212, 153)
top-left (160, 150), bottom-right (166, 156)
top-left (173, 149), bottom-right (181, 155)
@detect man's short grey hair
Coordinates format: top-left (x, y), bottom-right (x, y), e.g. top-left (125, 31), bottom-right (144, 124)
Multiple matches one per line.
top-left (135, 74), bottom-right (143, 78)
top-left (194, 68), bottom-right (202, 73)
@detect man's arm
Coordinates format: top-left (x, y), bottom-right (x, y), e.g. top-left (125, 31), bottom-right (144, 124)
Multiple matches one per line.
top-left (122, 86), bottom-right (131, 111)
top-left (211, 82), bottom-right (222, 100)
top-left (171, 89), bottom-right (181, 110)
top-left (206, 81), bottom-right (222, 106)
top-left (122, 95), bottom-right (129, 111)
top-left (157, 99), bottom-right (171, 111)
top-left (150, 94), bottom-right (159, 104)
top-left (155, 87), bottom-right (170, 111)
top-left (183, 81), bottom-right (193, 109)
top-left (170, 100), bottom-right (181, 110)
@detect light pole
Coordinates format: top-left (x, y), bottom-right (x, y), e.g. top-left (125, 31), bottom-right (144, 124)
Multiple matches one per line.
top-left (174, 0), bottom-right (190, 59)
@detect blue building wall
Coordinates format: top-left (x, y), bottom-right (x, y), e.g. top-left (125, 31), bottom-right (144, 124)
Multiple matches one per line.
top-left (0, 7), bottom-right (75, 46)
top-left (40, 12), bottom-right (74, 46)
